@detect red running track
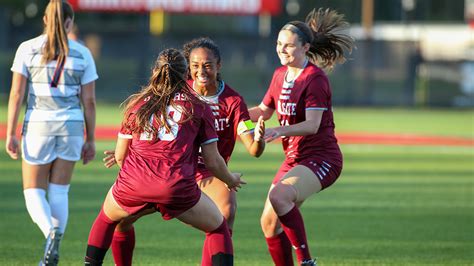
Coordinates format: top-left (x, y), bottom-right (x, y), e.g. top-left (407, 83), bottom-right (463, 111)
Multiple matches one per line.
top-left (0, 124), bottom-right (472, 146)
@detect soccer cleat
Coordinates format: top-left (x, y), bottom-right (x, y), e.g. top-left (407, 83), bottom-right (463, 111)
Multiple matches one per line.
top-left (301, 259), bottom-right (317, 266)
top-left (39, 227), bottom-right (62, 266)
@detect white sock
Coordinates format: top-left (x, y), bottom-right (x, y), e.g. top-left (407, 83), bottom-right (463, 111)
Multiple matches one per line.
top-left (23, 188), bottom-right (53, 238)
top-left (48, 183), bottom-right (70, 234)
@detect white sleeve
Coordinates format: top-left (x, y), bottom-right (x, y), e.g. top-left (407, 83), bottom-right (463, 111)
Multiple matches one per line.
top-left (81, 48), bottom-right (98, 85)
top-left (10, 42), bottom-right (29, 77)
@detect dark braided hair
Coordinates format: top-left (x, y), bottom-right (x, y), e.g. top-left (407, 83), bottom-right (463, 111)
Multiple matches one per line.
top-left (281, 8), bottom-right (354, 69)
top-left (121, 48), bottom-right (197, 137)
top-left (182, 37), bottom-right (222, 81)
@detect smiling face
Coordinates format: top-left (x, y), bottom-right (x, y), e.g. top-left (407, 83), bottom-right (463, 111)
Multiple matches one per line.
top-left (276, 30), bottom-right (309, 67)
top-left (189, 47), bottom-right (221, 92)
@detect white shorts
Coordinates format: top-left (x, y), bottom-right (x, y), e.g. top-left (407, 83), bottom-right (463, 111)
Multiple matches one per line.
top-left (21, 135), bottom-right (84, 165)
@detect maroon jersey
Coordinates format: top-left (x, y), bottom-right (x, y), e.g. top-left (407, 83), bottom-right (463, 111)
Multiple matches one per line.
top-left (262, 62), bottom-right (342, 168)
top-left (188, 80), bottom-right (251, 181)
top-left (113, 92), bottom-right (218, 205)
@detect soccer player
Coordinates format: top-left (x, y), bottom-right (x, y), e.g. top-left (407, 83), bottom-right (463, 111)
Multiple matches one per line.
top-left (248, 8), bottom-right (354, 266)
top-left (103, 37), bottom-right (265, 266)
top-left (5, 1), bottom-right (97, 265)
top-left (84, 48), bottom-right (245, 266)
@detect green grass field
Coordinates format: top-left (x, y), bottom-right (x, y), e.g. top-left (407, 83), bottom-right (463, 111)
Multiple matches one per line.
top-left (0, 107), bottom-right (473, 265)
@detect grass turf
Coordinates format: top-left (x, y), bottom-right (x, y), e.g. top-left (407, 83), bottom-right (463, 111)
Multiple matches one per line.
top-left (0, 106), bottom-right (472, 265)
top-left (0, 141), bottom-right (472, 265)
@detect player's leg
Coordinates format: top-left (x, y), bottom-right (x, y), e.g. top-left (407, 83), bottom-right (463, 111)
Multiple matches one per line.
top-left (21, 135), bottom-right (57, 238)
top-left (48, 135), bottom-right (83, 234)
top-left (268, 165), bottom-right (322, 265)
top-left (32, 136), bottom-right (82, 265)
top-left (31, 158), bottom-right (74, 266)
top-left (22, 161), bottom-right (54, 237)
top-left (260, 184), bottom-right (294, 266)
top-left (49, 159), bottom-right (75, 231)
top-left (112, 208), bottom-right (155, 266)
top-left (85, 188), bottom-right (130, 265)
top-left (198, 176), bottom-right (237, 232)
top-left (177, 193), bottom-right (233, 266)
top-left (21, 135), bottom-right (63, 265)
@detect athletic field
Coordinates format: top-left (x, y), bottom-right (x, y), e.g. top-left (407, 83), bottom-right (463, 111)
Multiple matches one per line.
top-left (0, 106), bottom-right (472, 265)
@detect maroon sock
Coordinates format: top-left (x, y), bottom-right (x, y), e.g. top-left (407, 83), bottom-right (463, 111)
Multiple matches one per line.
top-left (201, 219), bottom-right (233, 265)
top-left (86, 209), bottom-right (119, 262)
top-left (111, 227), bottom-right (135, 266)
top-left (265, 232), bottom-right (294, 266)
top-left (278, 206), bottom-right (311, 263)
top-left (201, 235), bottom-right (211, 266)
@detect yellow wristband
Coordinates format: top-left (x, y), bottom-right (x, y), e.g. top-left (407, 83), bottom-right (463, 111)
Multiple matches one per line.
top-left (237, 120), bottom-right (255, 135)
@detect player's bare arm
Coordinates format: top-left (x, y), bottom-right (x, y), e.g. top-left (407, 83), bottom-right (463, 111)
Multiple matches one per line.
top-left (5, 72), bottom-right (27, 160)
top-left (265, 109), bottom-right (323, 142)
top-left (239, 116), bottom-right (266, 157)
top-left (248, 104), bottom-right (274, 122)
top-left (80, 81), bottom-right (97, 165)
top-left (201, 141), bottom-right (246, 191)
top-left (114, 137), bottom-right (131, 168)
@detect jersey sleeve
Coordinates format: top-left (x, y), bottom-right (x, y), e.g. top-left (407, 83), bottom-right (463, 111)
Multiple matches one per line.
top-left (10, 42), bottom-right (29, 77)
top-left (261, 72), bottom-right (279, 109)
top-left (199, 104), bottom-right (218, 145)
top-left (305, 75), bottom-right (330, 111)
top-left (80, 47), bottom-right (99, 85)
top-left (118, 111), bottom-right (135, 139)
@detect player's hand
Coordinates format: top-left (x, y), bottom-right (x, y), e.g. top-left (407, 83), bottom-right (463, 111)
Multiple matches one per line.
top-left (81, 140), bottom-right (96, 165)
top-left (254, 116), bottom-right (265, 142)
top-left (5, 135), bottom-right (20, 160)
top-left (226, 173), bottom-right (246, 192)
top-left (264, 127), bottom-right (282, 143)
top-left (103, 150), bottom-right (117, 168)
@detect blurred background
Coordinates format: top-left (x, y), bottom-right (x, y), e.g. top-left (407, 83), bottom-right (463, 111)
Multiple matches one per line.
top-left (0, 0), bottom-right (473, 107)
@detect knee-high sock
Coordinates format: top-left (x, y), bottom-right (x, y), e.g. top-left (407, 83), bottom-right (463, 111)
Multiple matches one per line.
top-left (278, 206), bottom-right (311, 263)
top-left (201, 219), bottom-right (233, 266)
top-left (201, 235), bottom-right (211, 266)
top-left (23, 188), bottom-right (53, 238)
top-left (48, 183), bottom-right (70, 234)
top-left (265, 232), bottom-right (294, 266)
top-left (111, 227), bottom-right (135, 266)
top-left (86, 209), bottom-right (119, 263)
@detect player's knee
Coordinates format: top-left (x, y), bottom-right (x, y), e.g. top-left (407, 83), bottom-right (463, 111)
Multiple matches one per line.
top-left (218, 201), bottom-right (236, 223)
top-left (268, 185), bottom-right (292, 211)
top-left (116, 219), bottom-right (134, 232)
top-left (260, 213), bottom-right (277, 235)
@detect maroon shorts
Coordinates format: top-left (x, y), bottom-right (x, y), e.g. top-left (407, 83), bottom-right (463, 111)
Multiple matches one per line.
top-left (112, 183), bottom-right (201, 220)
top-left (272, 158), bottom-right (342, 190)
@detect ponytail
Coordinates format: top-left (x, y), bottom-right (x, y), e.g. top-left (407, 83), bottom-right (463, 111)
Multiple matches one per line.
top-left (122, 48), bottom-right (199, 137)
top-left (281, 8), bottom-right (354, 69)
top-left (42, 0), bottom-right (74, 64)
top-left (305, 8), bottom-right (353, 69)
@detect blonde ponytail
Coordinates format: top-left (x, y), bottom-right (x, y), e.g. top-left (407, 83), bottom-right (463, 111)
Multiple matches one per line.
top-left (42, 0), bottom-right (74, 64)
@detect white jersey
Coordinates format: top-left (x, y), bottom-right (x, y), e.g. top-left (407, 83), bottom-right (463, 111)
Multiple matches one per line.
top-left (11, 35), bottom-right (98, 136)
